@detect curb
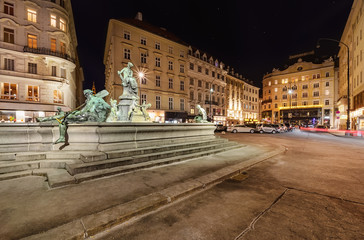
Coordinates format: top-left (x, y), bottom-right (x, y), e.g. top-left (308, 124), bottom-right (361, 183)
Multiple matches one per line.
top-left (21, 146), bottom-right (286, 240)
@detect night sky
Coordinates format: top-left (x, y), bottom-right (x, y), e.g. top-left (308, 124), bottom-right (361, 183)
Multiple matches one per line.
top-left (71, 0), bottom-right (353, 92)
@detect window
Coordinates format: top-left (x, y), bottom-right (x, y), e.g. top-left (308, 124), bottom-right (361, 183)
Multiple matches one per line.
top-left (180, 64), bottom-right (184, 73)
top-left (274, 80), bottom-right (278, 84)
top-left (212, 71), bottom-right (215, 77)
top-left (268, 81), bottom-right (271, 86)
top-left (59, 18), bottom-right (66, 31)
top-left (313, 91), bottom-right (320, 97)
top-left (4, 58), bottom-right (14, 71)
top-left (180, 99), bottom-right (185, 111)
top-left (156, 96), bottom-right (161, 109)
top-left (60, 42), bottom-right (66, 54)
top-left (198, 80), bottom-right (202, 87)
top-left (282, 95), bottom-right (287, 99)
top-left (302, 92), bottom-right (308, 98)
top-left (168, 97), bottom-right (173, 110)
top-left (155, 57), bottom-right (160, 67)
top-left (51, 14), bottom-right (57, 27)
top-left (155, 42), bottom-right (160, 50)
top-left (53, 90), bottom-right (63, 103)
top-left (302, 84), bottom-right (308, 89)
top-left (190, 91), bottom-right (194, 100)
top-left (168, 61), bottom-right (173, 70)
top-left (140, 36), bottom-right (146, 45)
top-left (51, 38), bottom-right (56, 52)
top-left (28, 63), bottom-right (37, 74)
top-left (27, 9), bottom-right (37, 22)
top-left (325, 82), bottom-right (329, 87)
top-left (168, 78), bottom-right (173, 89)
top-left (282, 87), bottom-right (287, 92)
top-left (313, 100), bottom-right (320, 105)
top-left (292, 102), bottom-right (297, 107)
top-left (198, 93), bottom-right (202, 101)
top-left (205, 69), bottom-right (209, 75)
top-left (313, 83), bottom-right (320, 88)
top-left (27, 85), bottom-right (39, 101)
top-left (190, 63), bottom-right (194, 70)
top-left (141, 53), bottom-right (147, 64)
top-left (124, 48), bottom-right (130, 59)
top-left (274, 88), bottom-right (278, 92)
top-left (292, 93), bottom-right (297, 99)
top-left (124, 31), bottom-right (130, 40)
top-left (274, 95), bottom-right (278, 100)
top-left (51, 66), bottom-right (57, 76)
top-left (325, 72), bottom-right (330, 77)
top-left (4, 28), bottom-right (14, 43)
top-left (27, 34), bottom-right (37, 49)
top-left (217, 73), bottom-right (220, 79)
top-left (4, 2), bottom-right (14, 15)
top-left (156, 76), bottom-right (160, 87)
top-left (141, 94), bottom-right (147, 104)
top-left (302, 101), bottom-right (308, 106)
top-left (190, 78), bottom-right (194, 85)
top-left (205, 82), bottom-right (209, 89)
top-left (190, 107), bottom-right (195, 114)
top-left (180, 51), bottom-right (185, 58)
top-left (61, 68), bottom-right (66, 78)
top-left (325, 100), bottom-right (330, 105)
top-left (198, 66), bottom-right (202, 72)
top-left (60, 0), bottom-right (65, 7)
top-left (141, 77), bottom-right (146, 85)
top-left (1, 83), bottom-right (17, 100)
top-left (180, 81), bottom-right (184, 91)
top-left (275, 103), bottom-right (278, 108)
top-left (283, 103), bottom-right (287, 107)
top-left (168, 46), bottom-right (173, 54)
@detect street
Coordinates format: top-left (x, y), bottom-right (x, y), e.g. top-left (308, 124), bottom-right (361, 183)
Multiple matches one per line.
top-left (95, 131), bottom-right (364, 240)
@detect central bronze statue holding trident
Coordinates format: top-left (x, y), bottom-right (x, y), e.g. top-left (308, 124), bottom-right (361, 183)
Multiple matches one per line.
top-left (118, 62), bottom-right (139, 99)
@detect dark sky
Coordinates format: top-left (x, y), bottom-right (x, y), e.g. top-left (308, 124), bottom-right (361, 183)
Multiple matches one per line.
top-left (71, 0), bottom-right (353, 91)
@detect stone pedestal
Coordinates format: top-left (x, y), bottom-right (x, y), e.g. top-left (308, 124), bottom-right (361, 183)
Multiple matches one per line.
top-left (117, 95), bottom-right (135, 122)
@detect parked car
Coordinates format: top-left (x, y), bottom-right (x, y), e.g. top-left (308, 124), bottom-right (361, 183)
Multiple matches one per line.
top-left (271, 124), bottom-right (283, 133)
top-left (257, 124), bottom-right (277, 134)
top-left (214, 124), bottom-right (227, 132)
top-left (279, 123), bottom-right (287, 132)
top-left (228, 124), bottom-right (256, 133)
top-left (284, 123), bottom-right (294, 131)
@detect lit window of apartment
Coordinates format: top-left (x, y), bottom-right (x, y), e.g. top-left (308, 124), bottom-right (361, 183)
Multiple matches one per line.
top-left (51, 38), bottom-right (56, 52)
top-left (313, 100), bottom-right (320, 105)
top-left (313, 91), bottom-right (320, 97)
top-left (140, 53), bottom-right (147, 64)
top-left (28, 63), bottom-right (37, 74)
top-left (124, 48), bottom-right (130, 59)
top-left (155, 75), bottom-right (160, 87)
top-left (313, 83), bottom-right (320, 88)
top-left (168, 61), bottom-right (173, 70)
top-left (4, 2), bottom-right (14, 15)
top-left (51, 14), bottom-right (57, 27)
top-left (168, 46), bottom-right (173, 54)
top-left (51, 66), bottom-right (57, 76)
top-left (198, 66), bottom-right (202, 72)
top-left (141, 94), bottom-right (147, 103)
top-left (124, 31), bottom-right (130, 40)
top-left (180, 99), bottom-right (185, 111)
top-left (4, 58), bottom-right (14, 71)
top-left (180, 64), bottom-right (184, 73)
top-left (325, 100), bottom-right (330, 105)
top-left (1, 83), bottom-right (17, 100)
top-left (27, 9), bottom-right (37, 22)
top-left (27, 34), bottom-right (37, 49)
top-left (168, 97), bottom-right (173, 110)
top-left (155, 57), bottom-right (160, 67)
top-left (155, 42), bottom-right (160, 50)
top-left (53, 90), bottom-right (63, 103)
top-left (27, 85), bottom-right (39, 101)
top-left (274, 88), bottom-right (277, 92)
top-left (61, 68), bottom-right (66, 78)
top-left (268, 81), bottom-right (271, 86)
top-left (180, 81), bottom-right (184, 91)
top-left (168, 78), bottom-right (173, 89)
top-left (302, 92), bottom-right (308, 98)
top-left (156, 96), bottom-right (161, 109)
top-left (60, 42), bottom-right (66, 54)
top-left (4, 28), bottom-right (14, 43)
top-left (60, 18), bottom-right (66, 31)
top-left (140, 36), bottom-right (146, 45)
top-left (190, 107), bottom-right (195, 114)
top-left (274, 80), bottom-right (278, 84)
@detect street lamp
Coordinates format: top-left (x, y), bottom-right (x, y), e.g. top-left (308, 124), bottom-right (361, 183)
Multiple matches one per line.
top-left (209, 87), bottom-right (214, 121)
top-left (317, 38), bottom-right (350, 130)
top-left (138, 71), bottom-right (145, 104)
top-left (283, 84), bottom-right (296, 125)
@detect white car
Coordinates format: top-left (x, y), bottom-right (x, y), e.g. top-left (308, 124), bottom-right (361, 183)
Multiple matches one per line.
top-left (228, 125), bottom-right (256, 133)
top-left (257, 124), bottom-right (277, 134)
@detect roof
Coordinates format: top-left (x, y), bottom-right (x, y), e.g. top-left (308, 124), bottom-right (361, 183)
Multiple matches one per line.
top-left (116, 18), bottom-right (189, 46)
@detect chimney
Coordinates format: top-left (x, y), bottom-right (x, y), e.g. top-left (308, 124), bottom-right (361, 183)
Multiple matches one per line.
top-left (135, 12), bottom-right (143, 21)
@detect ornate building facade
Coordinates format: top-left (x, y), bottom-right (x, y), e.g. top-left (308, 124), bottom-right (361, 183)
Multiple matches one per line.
top-left (338, 0), bottom-right (364, 130)
top-left (0, 0), bottom-right (82, 123)
top-left (262, 55), bottom-right (337, 127)
top-left (104, 14), bottom-right (189, 123)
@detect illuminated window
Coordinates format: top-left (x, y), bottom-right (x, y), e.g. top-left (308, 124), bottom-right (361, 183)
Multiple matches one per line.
top-left (51, 15), bottom-right (57, 27)
top-left (4, 28), bottom-right (14, 43)
top-left (4, 2), bottom-right (14, 15)
top-left (156, 96), bottom-right (161, 109)
top-left (268, 81), bottom-right (271, 86)
top-left (53, 90), bottom-right (63, 103)
top-left (27, 9), bottom-right (37, 22)
top-left (60, 18), bottom-right (66, 31)
top-left (27, 85), bottom-right (39, 101)
top-left (27, 34), bottom-right (37, 49)
top-left (168, 97), bottom-right (173, 110)
top-left (190, 107), bottom-right (195, 114)
top-left (51, 38), bottom-right (56, 52)
top-left (28, 63), bottom-right (37, 74)
top-left (274, 88), bottom-right (278, 92)
top-left (4, 58), bottom-right (14, 71)
top-left (180, 99), bottom-right (185, 111)
top-left (325, 90), bottom-right (329, 96)
top-left (274, 80), bottom-right (278, 84)
top-left (1, 83), bottom-right (17, 100)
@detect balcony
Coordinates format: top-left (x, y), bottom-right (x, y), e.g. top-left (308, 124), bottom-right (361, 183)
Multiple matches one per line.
top-left (23, 46), bottom-right (75, 63)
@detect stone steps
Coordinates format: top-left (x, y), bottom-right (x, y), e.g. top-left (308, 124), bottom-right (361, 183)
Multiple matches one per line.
top-left (48, 144), bottom-right (243, 188)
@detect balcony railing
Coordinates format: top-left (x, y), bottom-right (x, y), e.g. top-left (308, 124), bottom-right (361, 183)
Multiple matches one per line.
top-left (23, 46), bottom-right (75, 63)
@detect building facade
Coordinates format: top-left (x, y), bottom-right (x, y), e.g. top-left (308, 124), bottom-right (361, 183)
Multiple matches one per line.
top-left (226, 68), bottom-right (260, 126)
top-left (187, 47), bottom-right (227, 124)
top-left (0, 0), bottom-right (82, 123)
top-left (338, 0), bottom-right (364, 130)
top-left (262, 57), bottom-right (336, 127)
top-left (104, 14), bottom-right (189, 123)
